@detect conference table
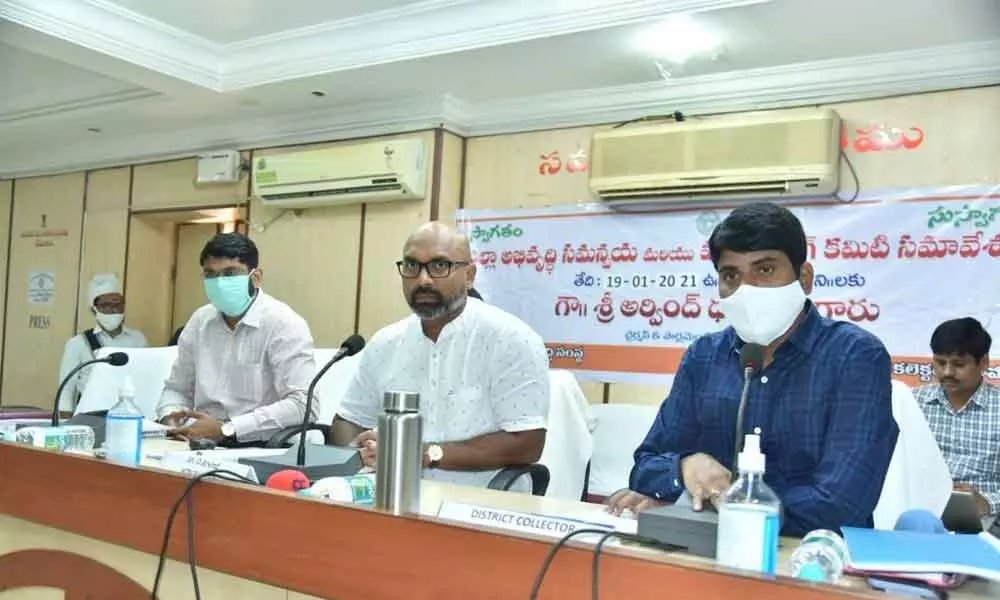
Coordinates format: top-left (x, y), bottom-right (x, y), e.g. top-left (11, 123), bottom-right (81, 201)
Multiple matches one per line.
top-left (0, 439), bottom-right (996, 599)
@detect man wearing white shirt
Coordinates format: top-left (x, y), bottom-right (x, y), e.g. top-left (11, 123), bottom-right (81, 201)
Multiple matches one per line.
top-left (332, 222), bottom-right (549, 488)
top-left (57, 273), bottom-right (147, 411)
top-left (156, 233), bottom-right (317, 444)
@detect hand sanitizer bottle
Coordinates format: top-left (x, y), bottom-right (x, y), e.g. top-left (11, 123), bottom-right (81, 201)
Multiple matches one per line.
top-left (715, 427), bottom-right (781, 575)
top-left (105, 376), bottom-right (143, 465)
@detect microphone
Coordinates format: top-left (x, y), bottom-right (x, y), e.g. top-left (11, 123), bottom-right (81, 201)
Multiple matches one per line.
top-left (51, 351), bottom-right (130, 426)
top-left (266, 469), bottom-right (310, 492)
top-left (296, 334), bottom-right (365, 465)
top-left (240, 335), bottom-right (366, 483)
top-left (732, 343), bottom-right (764, 477)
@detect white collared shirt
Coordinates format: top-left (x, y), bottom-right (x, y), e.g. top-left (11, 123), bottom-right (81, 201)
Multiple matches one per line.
top-left (338, 298), bottom-right (550, 488)
top-left (58, 325), bottom-right (147, 411)
top-left (155, 291), bottom-right (317, 442)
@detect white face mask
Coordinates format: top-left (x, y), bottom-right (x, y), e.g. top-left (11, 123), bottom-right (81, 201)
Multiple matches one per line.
top-left (95, 312), bottom-right (124, 332)
top-left (719, 282), bottom-right (806, 346)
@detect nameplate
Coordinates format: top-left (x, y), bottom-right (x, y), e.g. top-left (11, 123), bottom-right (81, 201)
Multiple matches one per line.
top-left (159, 451), bottom-right (259, 484)
top-left (436, 501), bottom-right (623, 539)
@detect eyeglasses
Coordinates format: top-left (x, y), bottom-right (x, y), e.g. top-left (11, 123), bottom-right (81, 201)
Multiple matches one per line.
top-left (396, 259), bottom-right (469, 279)
top-left (94, 301), bottom-right (124, 313)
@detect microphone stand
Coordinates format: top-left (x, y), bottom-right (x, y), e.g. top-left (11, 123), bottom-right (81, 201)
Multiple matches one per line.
top-left (296, 348), bottom-right (345, 465)
top-left (732, 343), bottom-right (763, 480)
top-left (732, 366), bottom-right (754, 479)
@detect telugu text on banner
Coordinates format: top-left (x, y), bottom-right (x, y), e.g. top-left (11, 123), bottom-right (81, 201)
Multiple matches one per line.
top-left (456, 185), bottom-right (1000, 388)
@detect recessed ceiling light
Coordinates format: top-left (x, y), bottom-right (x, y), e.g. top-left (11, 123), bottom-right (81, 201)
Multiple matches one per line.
top-left (87, 127), bottom-right (102, 133)
top-left (310, 90), bottom-right (327, 97)
top-left (636, 14), bottom-right (722, 65)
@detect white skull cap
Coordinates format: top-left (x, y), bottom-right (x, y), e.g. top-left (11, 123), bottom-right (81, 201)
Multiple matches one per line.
top-left (88, 273), bottom-right (120, 306)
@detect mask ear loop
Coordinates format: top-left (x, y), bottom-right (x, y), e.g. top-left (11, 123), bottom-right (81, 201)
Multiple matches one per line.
top-left (247, 269), bottom-right (258, 297)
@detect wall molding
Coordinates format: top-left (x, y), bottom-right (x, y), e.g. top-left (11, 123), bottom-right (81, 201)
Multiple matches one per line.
top-left (465, 39), bottom-right (1000, 135)
top-left (0, 95), bottom-right (458, 178)
top-left (1, 40), bottom-right (997, 179)
top-left (0, 88), bottom-right (161, 123)
top-left (0, 0), bottom-right (223, 90)
top-left (220, 0), bottom-right (769, 90)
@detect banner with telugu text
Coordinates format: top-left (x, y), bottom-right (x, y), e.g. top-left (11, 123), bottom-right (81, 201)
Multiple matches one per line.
top-left (456, 185), bottom-right (1000, 388)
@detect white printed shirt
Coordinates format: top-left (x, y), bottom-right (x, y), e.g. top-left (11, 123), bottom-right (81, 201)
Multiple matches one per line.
top-left (156, 291), bottom-right (317, 442)
top-left (338, 298), bottom-right (550, 488)
top-left (58, 326), bottom-right (147, 411)
top-left (916, 381), bottom-right (1000, 515)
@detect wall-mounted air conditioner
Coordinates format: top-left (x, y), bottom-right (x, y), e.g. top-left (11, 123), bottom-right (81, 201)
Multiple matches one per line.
top-left (589, 108), bottom-right (841, 204)
top-left (252, 138), bottom-right (426, 208)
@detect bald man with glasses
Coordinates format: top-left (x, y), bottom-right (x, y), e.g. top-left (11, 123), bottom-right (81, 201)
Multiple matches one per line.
top-left (331, 222), bottom-right (549, 489)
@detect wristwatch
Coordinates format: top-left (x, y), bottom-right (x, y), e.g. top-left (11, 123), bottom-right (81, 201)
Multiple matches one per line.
top-left (426, 443), bottom-right (444, 469)
top-left (220, 421), bottom-right (236, 440)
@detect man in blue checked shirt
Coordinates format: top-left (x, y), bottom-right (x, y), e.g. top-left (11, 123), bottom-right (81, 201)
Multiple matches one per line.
top-left (607, 202), bottom-right (897, 536)
top-left (916, 318), bottom-right (1000, 518)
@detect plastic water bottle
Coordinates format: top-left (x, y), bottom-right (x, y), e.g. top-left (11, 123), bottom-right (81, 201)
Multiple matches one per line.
top-left (716, 427), bottom-right (782, 575)
top-left (15, 425), bottom-right (95, 452)
top-left (105, 377), bottom-right (143, 465)
top-left (789, 529), bottom-right (849, 583)
top-left (299, 474), bottom-right (376, 504)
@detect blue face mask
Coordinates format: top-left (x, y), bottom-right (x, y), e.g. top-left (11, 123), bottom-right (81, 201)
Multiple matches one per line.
top-left (203, 274), bottom-right (255, 317)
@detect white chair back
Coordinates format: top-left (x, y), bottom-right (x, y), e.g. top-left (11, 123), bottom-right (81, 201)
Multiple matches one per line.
top-left (586, 403), bottom-right (659, 498)
top-left (76, 346), bottom-right (178, 418)
top-left (873, 380), bottom-right (953, 529)
top-left (537, 370), bottom-right (593, 501)
top-left (312, 349), bottom-right (362, 425)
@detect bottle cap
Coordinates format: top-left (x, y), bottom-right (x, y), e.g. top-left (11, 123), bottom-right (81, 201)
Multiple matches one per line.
top-left (382, 391), bottom-right (419, 413)
top-left (737, 426), bottom-right (766, 472)
top-left (120, 376), bottom-right (135, 397)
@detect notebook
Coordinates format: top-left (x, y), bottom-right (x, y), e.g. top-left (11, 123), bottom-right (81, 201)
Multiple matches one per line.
top-left (842, 526), bottom-right (1000, 582)
top-left (842, 565), bottom-right (967, 589)
top-left (141, 419), bottom-right (170, 438)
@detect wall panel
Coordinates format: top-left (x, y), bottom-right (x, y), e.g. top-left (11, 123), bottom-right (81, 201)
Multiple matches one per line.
top-left (75, 167), bottom-right (130, 331)
top-left (172, 223), bottom-right (219, 332)
top-left (437, 130), bottom-right (466, 223)
top-left (1, 173), bottom-right (86, 407)
top-left (0, 181), bottom-right (13, 394)
top-left (123, 217), bottom-right (176, 347)
top-left (131, 157), bottom-right (248, 211)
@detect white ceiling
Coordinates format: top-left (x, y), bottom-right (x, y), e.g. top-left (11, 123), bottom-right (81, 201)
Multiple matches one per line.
top-left (111, 0), bottom-right (424, 43)
top-left (0, 0), bottom-right (998, 178)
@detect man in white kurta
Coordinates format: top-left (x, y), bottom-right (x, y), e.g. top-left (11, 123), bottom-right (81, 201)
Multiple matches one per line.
top-left (333, 222), bottom-right (549, 488)
top-left (57, 274), bottom-right (147, 411)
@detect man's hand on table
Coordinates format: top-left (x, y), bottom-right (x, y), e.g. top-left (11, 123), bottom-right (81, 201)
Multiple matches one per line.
top-left (159, 410), bottom-right (190, 428)
top-left (605, 489), bottom-right (667, 516)
top-left (954, 483), bottom-right (991, 517)
top-left (606, 453), bottom-right (731, 517)
top-left (163, 410), bottom-right (224, 442)
top-left (352, 429), bottom-right (377, 468)
top-left (681, 453), bottom-right (731, 511)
